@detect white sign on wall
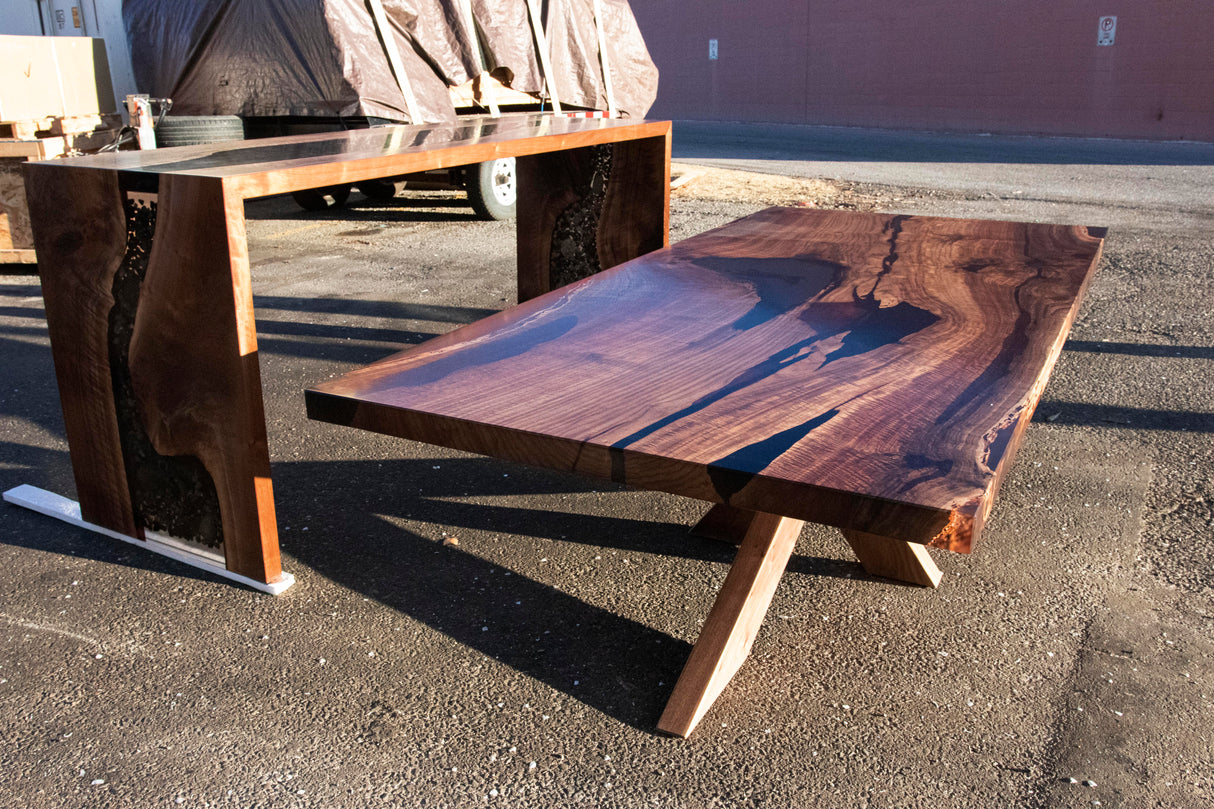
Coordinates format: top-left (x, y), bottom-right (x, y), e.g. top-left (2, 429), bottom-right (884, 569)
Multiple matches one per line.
top-left (1097, 15), bottom-right (1117, 46)
top-left (709, 39), bottom-right (718, 60)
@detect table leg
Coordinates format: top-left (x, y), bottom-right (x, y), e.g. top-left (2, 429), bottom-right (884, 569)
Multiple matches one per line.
top-left (691, 502), bottom-right (942, 589)
top-left (688, 503), bottom-right (754, 545)
top-left (25, 164), bottom-right (138, 537)
top-left (26, 166), bottom-right (283, 585)
top-left (126, 174), bottom-right (281, 584)
top-left (840, 528), bottom-right (942, 588)
top-left (658, 511), bottom-right (803, 738)
top-left (515, 134), bottom-right (669, 301)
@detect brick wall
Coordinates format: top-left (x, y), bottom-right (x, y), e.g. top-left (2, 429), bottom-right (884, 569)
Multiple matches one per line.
top-left (631, 1), bottom-right (1214, 141)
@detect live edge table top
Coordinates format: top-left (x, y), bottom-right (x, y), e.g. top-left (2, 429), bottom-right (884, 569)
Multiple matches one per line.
top-left (307, 208), bottom-right (1106, 553)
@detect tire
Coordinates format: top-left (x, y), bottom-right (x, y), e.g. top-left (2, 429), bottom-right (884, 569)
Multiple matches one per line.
top-left (358, 178), bottom-right (402, 201)
top-left (291, 186), bottom-right (351, 211)
top-left (466, 158), bottom-right (516, 221)
top-left (154, 115), bottom-right (244, 148)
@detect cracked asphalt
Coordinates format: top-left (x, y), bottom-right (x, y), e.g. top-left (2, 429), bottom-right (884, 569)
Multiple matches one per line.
top-left (1, 122), bottom-right (1211, 807)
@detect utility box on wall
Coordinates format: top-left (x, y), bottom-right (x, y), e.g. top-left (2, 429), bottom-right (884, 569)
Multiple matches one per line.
top-left (0, 34), bottom-right (117, 122)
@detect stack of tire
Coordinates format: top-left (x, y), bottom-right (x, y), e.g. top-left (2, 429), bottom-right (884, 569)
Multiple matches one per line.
top-left (154, 115), bottom-right (245, 148)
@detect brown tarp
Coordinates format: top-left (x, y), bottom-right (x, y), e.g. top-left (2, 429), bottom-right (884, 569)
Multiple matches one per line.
top-left (123, 0), bottom-right (658, 123)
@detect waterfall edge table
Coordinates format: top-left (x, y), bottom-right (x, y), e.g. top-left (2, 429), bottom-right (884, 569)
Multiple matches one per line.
top-left (12, 113), bottom-right (671, 593)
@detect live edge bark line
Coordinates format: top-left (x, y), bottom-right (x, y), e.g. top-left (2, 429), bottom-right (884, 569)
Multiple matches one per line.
top-left (26, 163), bottom-right (282, 582)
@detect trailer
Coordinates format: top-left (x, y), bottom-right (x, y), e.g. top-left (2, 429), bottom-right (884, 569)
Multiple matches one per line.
top-left (122, 0), bottom-right (660, 218)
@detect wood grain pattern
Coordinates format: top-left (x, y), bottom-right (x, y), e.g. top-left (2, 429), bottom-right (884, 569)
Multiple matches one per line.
top-left (595, 134), bottom-right (670, 285)
top-left (23, 162), bottom-right (138, 537)
top-left (28, 112), bottom-right (670, 584)
top-left (516, 133), bottom-right (669, 300)
top-left (307, 208), bottom-right (1105, 553)
top-left (127, 174), bottom-right (281, 583)
top-left (657, 511), bottom-right (803, 738)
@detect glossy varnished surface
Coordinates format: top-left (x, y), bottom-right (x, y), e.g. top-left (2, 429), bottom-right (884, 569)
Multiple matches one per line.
top-left (28, 114), bottom-right (671, 199)
top-left (25, 111), bottom-right (669, 583)
top-left (308, 208), bottom-right (1104, 552)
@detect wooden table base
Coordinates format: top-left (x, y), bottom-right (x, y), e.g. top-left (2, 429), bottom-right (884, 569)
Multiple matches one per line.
top-left (659, 511), bottom-right (804, 737)
top-left (669, 503), bottom-right (941, 736)
top-left (692, 503), bottom-right (943, 586)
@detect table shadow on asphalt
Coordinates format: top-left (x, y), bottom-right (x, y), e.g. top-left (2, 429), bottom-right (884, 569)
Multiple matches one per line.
top-left (1064, 339), bottom-right (1214, 361)
top-left (248, 297), bottom-right (501, 363)
top-left (1034, 400), bottom-right (1214, 433)
top-left (0, 305), bottom-right (47, 320)
top-left (252, 295), bottom-right (497, 325)
top-left (255, 328), bottom-right (436, 365)
top-left (0, 282), bottom-right (41, 295)
top-left (0, 338), bottom-right (65, 439)
top-left (269, 456), bottom-right (891, 731)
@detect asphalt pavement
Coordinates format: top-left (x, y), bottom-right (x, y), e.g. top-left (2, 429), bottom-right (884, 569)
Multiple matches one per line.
top-left (1, 121), bottom-right (1211, 807)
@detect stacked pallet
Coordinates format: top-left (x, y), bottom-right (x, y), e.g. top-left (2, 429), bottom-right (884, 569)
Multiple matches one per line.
top-left (1, 34), bottom-right (122, 265)
top-left (1, 112), bottom-right (123, 264)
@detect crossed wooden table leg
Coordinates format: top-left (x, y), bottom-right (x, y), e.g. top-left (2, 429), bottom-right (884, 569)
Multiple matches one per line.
top-left (658, 504), bottom-right (941, 737)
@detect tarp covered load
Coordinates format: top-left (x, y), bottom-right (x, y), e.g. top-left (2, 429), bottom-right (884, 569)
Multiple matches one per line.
top-left (123, 0), bottom-right (659, 123)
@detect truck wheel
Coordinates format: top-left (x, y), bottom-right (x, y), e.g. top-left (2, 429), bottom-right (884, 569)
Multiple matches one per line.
top-left (466, 158), bottom-right (516, 221)
top-left (358, 178), bottom-right (402, 201)
top-left (154, 115), bottom-right (244, 147)
top-left (291, 185), bottom-right (351, 211)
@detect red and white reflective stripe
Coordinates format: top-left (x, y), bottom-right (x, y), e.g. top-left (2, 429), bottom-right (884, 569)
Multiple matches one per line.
top-left (558, 110), bottom-right (613, 118)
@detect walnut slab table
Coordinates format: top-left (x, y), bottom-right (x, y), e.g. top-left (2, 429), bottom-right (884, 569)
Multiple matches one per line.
top-left (11, 114), bottom-right (670, 593)
top-left (306, 207), bottom-right (1105, 736)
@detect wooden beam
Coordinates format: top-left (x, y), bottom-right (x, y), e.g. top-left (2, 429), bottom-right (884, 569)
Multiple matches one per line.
top-left (657, 511), bottom-right (803, 737)
top-left (366, 0), bottom-right (423, 123)
top-left (840, 528), bottom-right (943, 588)
top-left (591, 0), bottom-right (616, 116)
top-left (689, 503), bottom-right (755, 545)
top-left (524, 0), bottom-right (562, 113)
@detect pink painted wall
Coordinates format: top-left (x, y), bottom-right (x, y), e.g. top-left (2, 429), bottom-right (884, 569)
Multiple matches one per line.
top-left (631, 1), bottom-right (1214, 141)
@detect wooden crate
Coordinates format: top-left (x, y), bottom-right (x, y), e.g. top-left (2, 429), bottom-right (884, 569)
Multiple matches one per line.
top-left (0, 159), bottom-right (34, 263)
top-left (0, 112), bottom-right (122, 141)
top-left (1, 126), bottom-right (122, 264)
